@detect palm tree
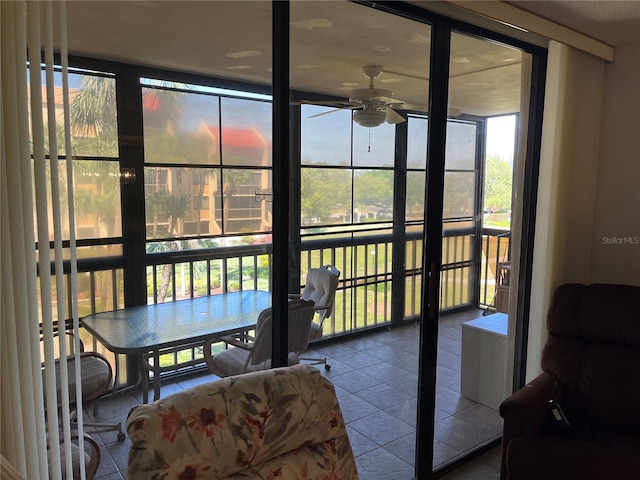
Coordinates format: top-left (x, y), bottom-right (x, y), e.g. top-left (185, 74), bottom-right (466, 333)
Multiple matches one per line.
top-left (220, 169), bottom-right (253, 233)
top-left (69, 75), bottom-right (118, 140)
top-left (71, 77), bottom-right (201, 305)
top-left (146, 191), bottom-right (192, 302)
top-left (69, 76), bottom-right (120, 237)
top-left (69, 75), bottom-right (121, 310)
top-left (146, 237), bottom-right (219, 298)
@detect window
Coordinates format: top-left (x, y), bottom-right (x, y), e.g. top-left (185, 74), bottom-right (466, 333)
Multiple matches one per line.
top-left (34, 70), bottom-right (122, 242)
top-left (142, 81), bottom-right (273, 241)
top-left (300, 105), bottom-right (395, 230)
top-left (30, 67), bottom-right (124, 319)
top-left (443, 120), bottom-right (477, 225)
top-left (483, 114), bottom-right (516, 228)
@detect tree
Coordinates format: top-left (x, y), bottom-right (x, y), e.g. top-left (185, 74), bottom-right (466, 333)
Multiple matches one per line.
top-left (69, 75), bottom-right (118, 144)
top-left (70, 77), bottom-right (201, 305)
top-left (144, 130), bottom-right (212, 236)
top-left (146, 237), bottom-right (220, 299)
top-left (69, 75), bottom-right (121, 310)
top-left (146, 191), bottom-right (192, 302)
top-left (354, 170), bottom-right (394, 209)
top-left (220, 169), bottom-right (253, 233)
top-left (443, 172), bottom-right (475, 219)
top-left (484, 155), bottom-right (513, 213)
top-left (300, 166), bottom-right (351, 223)
top-left (406, 172), bottom-right (425, 219)
top-left (69, 75), bottom-right (120, 238)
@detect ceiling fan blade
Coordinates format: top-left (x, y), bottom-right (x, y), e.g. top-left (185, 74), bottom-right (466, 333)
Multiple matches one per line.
top-left (291, 99), bottom-right (353, 106)
top-left (386, 108), bottom-right (406, 124)
top-left (307, 108), bottom-right (342, 118)
top-left (382, 69), bottom-right (430, 82)
top-left (307, 105), bottom-right (361, 118)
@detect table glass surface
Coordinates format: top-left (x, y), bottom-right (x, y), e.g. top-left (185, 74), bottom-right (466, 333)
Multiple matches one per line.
top-left (81, 290), bottom-right (272, 353)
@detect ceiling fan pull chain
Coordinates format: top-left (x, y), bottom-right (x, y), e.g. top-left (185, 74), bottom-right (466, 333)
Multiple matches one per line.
top-left (368, 128), bottom-right (371, 152)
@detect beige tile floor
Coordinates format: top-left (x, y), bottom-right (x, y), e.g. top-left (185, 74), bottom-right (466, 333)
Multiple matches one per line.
top-left (85, 309), bottom-right (503, 479)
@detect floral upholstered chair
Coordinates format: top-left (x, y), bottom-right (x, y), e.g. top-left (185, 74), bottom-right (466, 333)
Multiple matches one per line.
top-left (126, 364), bottom-right (358, 479)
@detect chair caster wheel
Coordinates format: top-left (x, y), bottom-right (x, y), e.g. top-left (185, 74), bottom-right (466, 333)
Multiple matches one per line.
top-left (325, 364), bottom-right (331, 371)
top-left (117, 432), bottom-right (126, 442)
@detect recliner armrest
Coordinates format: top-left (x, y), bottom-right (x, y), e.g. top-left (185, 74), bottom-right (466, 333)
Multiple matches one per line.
top-left (500, 372), bottom-right (558, 437)
top-left (499, 371), bottom-right (559, 480)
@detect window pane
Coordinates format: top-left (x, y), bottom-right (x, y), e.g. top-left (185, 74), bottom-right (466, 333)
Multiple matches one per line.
top-left (35, 160), bottom-right (122, 242)
top-left (144, 167), bottom-right (223, 238)
top-left (74, 160), bottom-right (122, 238)
top-left (354, 170), bottom-right (393, 222)
top-left (353, 122), bottom-right (395, 167)
top-left (35, 245), bottom-right (123, 263)
top-left (35, 160), bottom-right (70, 242)
top-left (484, 115), bottom-right (516, 228)
top-left (222, 169), bottom-right (272, 234)
top-left (142, 85), bottom-right (274, 236)
top-left (143, 87), bottom-right (220, 165)
top-left (301, 168), bottom-right (351, 225)
top-left (442, 234), bottom-right (473, 264)
top-left (301, 105), bottom-right (351, 166)
top-left (29, 69), bottom-right (118, 158)
top-left (443, 171), bottom-right (475, 219)
top-left (38, 268), bottom-right (124, 322)
top-left (68, 72), bottom-right (119, 157)
top-left (220, 98), bottom-right (272, 166)
top-left (406, 171), bottom-right (425, 221)
top-left (407, 116), bottom-right (428, 169)
top-left (445, 121), bottom-right (476, 170)
top-left (443, 219), bottom-right (474, 231)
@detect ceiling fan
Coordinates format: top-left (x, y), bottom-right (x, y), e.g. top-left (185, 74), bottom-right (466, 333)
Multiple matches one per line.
top-left (301, 65), bottom-right (409, 128)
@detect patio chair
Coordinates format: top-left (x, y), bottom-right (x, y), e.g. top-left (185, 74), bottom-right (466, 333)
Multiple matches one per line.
top-left (203, 298), bottom-right (315, 377)
top-left (291, 265), bottom-right (340, 371)
top-left (42, 332), bottom-right (125, 443)
top-left (47, 433), bottom-right (101, 480)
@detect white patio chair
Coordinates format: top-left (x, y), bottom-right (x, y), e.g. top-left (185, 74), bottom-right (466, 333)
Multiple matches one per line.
top-left (203, 299), bottom-right (315, 378)
top-left (292, 265), bottom-right (340, 371)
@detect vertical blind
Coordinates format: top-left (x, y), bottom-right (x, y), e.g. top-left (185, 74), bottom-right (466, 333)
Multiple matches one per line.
top-left (1, 1), bottom-right (85, 478)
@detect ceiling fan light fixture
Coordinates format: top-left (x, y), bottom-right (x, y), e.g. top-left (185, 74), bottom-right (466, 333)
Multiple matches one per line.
top-left (353, 109), bottom-right (386, 128)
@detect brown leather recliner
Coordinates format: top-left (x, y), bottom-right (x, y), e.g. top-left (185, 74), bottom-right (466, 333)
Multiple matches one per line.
top-left (499, 283), bottom-right (640, 480)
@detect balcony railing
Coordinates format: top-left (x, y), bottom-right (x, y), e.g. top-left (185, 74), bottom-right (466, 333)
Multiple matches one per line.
top-left (479, 228), bottom-right (511, 308)
top-left (46, 228), bottom-right (510, 386)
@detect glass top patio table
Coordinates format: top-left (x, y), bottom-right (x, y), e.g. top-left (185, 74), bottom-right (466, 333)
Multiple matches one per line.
top-left (82, 290), bottom-right (272, 354)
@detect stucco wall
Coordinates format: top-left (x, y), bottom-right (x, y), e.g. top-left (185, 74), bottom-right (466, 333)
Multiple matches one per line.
top-left (526, 42), bottom-right (605, 381)
top-left (526, 42), bottom-right (640, 381)
top-left (589, 43), bottom-right (640, 286)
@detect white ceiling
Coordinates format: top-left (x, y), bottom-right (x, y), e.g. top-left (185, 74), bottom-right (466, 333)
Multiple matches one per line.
top-left (508, 1), bottom-right (640, 47)
top-left (61, 1), bottom-right (640, 118)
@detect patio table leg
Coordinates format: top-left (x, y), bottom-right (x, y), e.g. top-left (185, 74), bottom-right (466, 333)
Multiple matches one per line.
top-left (152, 351), bottom-right (161, 401)
top-left (140, 355), bottom-right (149, 404)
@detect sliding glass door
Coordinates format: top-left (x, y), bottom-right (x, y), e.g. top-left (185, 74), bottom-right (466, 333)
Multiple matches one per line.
top-left (285, 2), bottom-right (546, 478)
top-left (429, 31), bottom-right (530, 470)
top-left (289, 3), bottom-right (433, 478)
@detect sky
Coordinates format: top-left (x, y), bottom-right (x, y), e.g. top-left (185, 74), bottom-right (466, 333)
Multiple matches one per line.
top-left (486, 115), bottom-right (517, 164)
top-left (56, 72), bottom-right (516, 167)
